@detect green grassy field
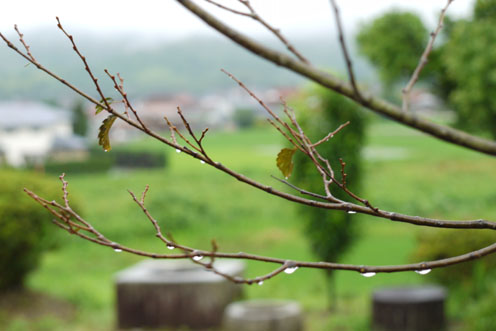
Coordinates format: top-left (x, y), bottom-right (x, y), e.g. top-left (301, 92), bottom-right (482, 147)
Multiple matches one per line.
top-left (2, 119), bottom-right (495, 330)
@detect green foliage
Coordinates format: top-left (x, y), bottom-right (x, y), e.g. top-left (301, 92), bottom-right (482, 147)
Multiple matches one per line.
top-left (44, 155), bottom-right (113, 174)
top-left (233, 108), bottom-right (256, 129)
top-left (4, 124), bottom-right (494, 329)
top-left (291, 87), bottom-right (367, 278)
top-left (356, 4), bottom-right (496, 137)
top-left (44, 146), bottom-right (167, 174)
top-left (356, 11), bottom-right (428, 87)
top-left (412, 229), bottom-right (496, 290)
top-left (474, 0), bottom-right (496, 20)
top-left (71, 99), bottom-right (88, 137)
top-left (413, 229), bottom-right (496, 331)
top-left (443, 18), bottom-right (496, 138)
top-left (94, 97), bottom-right (114, 115)
top-left (0, 170), bottom-right (81, 291)
top-left (147, 191), bottom-right (217, 232)
top-left (462, 280), bottom-right (496, 331)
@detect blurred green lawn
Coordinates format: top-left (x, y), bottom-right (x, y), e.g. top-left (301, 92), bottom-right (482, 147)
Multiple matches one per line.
top-left (3, 119), bottom-right (495, 330)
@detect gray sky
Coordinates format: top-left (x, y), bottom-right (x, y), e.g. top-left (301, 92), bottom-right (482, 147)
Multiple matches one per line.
top-left (0, 1), bottom-right (474, 39)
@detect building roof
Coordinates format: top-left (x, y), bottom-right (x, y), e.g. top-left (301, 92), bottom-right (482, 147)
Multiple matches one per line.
top-left (0, 101), bottom-right (70, 130)
top-left (51, 135), bottom-right (88, 151)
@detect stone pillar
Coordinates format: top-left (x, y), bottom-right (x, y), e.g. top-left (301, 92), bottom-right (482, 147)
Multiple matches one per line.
top-left (115, 259), bottom-right (244, 329)
top-left (223, 299), bottom-right (303, 331)
top-left (372, 285), bottom-right (446, 331)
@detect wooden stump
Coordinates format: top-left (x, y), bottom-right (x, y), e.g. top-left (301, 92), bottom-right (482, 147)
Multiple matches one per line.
top-left (223, 299), bottom-right (303, 331)
top-left (372, 286), bottom-right (446, 331)
top-left (115, 259), bottom-right (244, 329)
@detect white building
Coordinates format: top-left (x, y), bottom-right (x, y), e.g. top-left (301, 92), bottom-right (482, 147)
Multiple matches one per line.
top-left (0, 101), bottom-right (74, 167)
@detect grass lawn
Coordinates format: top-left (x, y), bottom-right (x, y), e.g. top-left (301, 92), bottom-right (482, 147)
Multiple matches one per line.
top-left (1, 119), bottom-right (495, 330)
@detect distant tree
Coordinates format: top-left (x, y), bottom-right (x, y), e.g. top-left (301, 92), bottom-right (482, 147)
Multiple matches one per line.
top-left (292, 87), bottom-right (366, 308)
top-left (443, 0), bottom-right (496, 138)
top-left (71, 99), bottom-right (88, 137)
top-left (233, 107), bottom-right (256, 129)
top-left (1, 0), bottom-right (496, 295)
top-left (356, 11), bottom-right (428, 89)
top-left (474, 0), bottom-right (496, 20)
top-left (357, 2), bottom-right (496, 138)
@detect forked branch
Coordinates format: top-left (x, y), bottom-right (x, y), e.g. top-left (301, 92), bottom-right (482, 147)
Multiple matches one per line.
top-left (1, 15), bottom-right (495, 285)
top-left (23, 176), bottom-right (496, 283)
top-left (204, 0), bottom-right (310, 64)
top-left (402, 0), bottom-right (454, 112)
top-left (176, 0), bottom-right (496, 156)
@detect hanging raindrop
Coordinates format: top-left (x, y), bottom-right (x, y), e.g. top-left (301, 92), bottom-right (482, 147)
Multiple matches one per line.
top-left (176, 149), bottom-right (181, 153)
top-left (257, 280), bottom-right (264, 286)
top-left (200, 160), bottom-right (205, 164)
top-left (361, 272), bottom-right (376, 278)
top-left (415, 269), bottom-right (431, 275)
top-left (347, 211), bottom-right (357, 214)
top-left (192, 255), bottom-right (204, 261)
top-left (284, 266), bottom-right (299, 274)
top-left (167, 244), bottom-right (175, 250)
top-left (114, 248), bottom-right (122, 253)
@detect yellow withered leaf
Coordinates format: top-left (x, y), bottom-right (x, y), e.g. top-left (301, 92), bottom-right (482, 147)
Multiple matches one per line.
top-left (276, 147), bottom-right (297, 178)
top-left (98, 115), bottom-right (117, 151)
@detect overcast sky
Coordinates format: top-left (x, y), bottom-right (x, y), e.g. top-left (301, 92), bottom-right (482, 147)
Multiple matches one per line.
top-left (0, 1), bottom-right (474, 40)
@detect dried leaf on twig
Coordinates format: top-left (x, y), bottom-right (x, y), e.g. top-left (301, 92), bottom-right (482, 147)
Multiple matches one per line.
top-left (98, 115), bottom-right (117, 151)
top-left (276, 147), bottom-right (297, 178)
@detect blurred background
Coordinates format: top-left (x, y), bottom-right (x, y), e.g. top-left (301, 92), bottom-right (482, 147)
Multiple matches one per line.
top-left (0, 0), bottom-right (495, 330)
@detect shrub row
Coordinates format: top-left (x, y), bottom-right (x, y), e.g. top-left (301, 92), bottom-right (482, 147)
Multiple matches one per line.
top-left (44, 147), bottom-right (167, 174)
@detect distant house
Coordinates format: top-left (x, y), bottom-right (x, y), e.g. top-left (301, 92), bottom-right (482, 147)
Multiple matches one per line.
top-left (0, 101), bottom-right (84, 167)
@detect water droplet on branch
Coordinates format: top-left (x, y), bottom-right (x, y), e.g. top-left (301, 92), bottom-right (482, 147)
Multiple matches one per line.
top-left (415, 269), bottom-right (431, 275)
top-left (114, 248), bottom-right (122, 253)
top-left (347, 211), bottom-right (357, 214)
top-left (361, 272), bottom-right (376, 278)
top-left (192, 255), bottom-right (203, 261)
top-left (167, 244), bottom-right (175, 250)
top-left (176, 149), bottom-right (181, 153)
top-left (284, 266), bottom-right (299, 274)
top-left (257, 280), bottom-right (264, 286)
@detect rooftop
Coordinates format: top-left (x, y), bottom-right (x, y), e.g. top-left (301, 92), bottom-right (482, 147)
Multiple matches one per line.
top-left (0, 101), bottom-right (70, 130)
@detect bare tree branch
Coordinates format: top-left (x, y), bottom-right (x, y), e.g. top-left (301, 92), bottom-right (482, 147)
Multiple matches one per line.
top-left (1, 14), bottom-right (496, 285)
top-left (23, 181), bottom-right (496, 282)
top-left (402, 0), bottom-right (454, 112)
top-left (203, 0), bottom-right (311, 64)
top-left (176, 0), bottom-right (496, 156)
top-left (329, 0), bottom-right (362, 100)
top-left (2, 26), bottom-right (494, 231)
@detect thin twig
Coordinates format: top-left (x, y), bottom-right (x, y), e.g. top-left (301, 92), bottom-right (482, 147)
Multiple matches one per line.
top-left (104, 69), bottom-right (147, 130)
top-left (56, 17), bottom-right (111, 111)
top-left (14, 25), bottom-right (36, 62)
top-left (176, 0), bottom-right (496, 156)
top-left (24, 182), bottom-right (496, 280)
top-left (204, 0), bottom-right (251, 16)
top-left (311, 121), bottom-right (350, 147)
top-left (2, 24), bottom-right (495, 236)
top-left (329, 0), bottom-right (362, 100)
top-left (402, 0), bottom-right (454, 112)
top-left (204, 0), bottom-right (310, 64)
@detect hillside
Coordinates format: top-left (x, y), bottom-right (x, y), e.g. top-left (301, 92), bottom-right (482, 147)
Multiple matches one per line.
top-left (0, 30), bottom-right (375, 100)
